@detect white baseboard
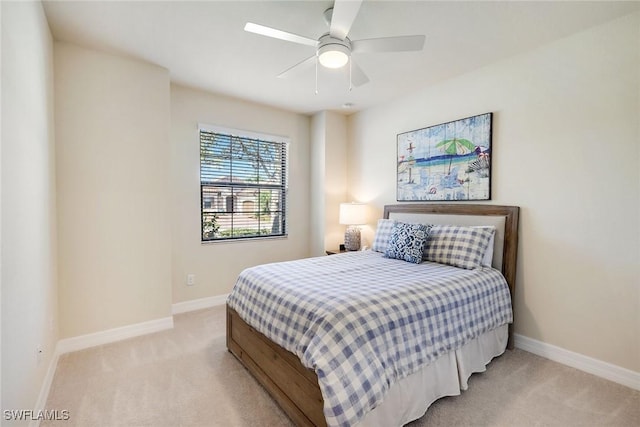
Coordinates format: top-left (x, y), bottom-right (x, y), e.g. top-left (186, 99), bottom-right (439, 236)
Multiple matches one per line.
top-left (172, 293), bottom-right (229, 314)
top-left (514, 333), bottom-right (640, 391)
top-left (30, 349), bottom-right (61, 427)
top-left (56, 316), bottom-right (174, 355)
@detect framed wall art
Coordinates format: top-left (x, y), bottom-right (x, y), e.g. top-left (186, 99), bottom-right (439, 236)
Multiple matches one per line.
top-left (397, 112), bottom-right (492, 201)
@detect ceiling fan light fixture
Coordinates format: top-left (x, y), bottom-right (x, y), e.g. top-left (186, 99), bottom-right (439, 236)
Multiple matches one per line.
top-left (245, 1), bottom-right (425, 89)
top-left (318, 43), bottom-right (350, 68)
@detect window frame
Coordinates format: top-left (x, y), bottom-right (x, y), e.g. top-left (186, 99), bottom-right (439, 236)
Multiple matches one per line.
top-left (199, 123), bottom-right (289, 243)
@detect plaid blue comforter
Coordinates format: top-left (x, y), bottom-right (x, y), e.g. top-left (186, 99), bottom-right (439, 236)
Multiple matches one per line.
top-left (227, 251), bottom-right (512, 427)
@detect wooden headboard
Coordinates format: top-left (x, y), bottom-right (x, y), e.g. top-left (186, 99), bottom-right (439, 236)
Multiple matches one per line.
top-left (383, 203), bottom-right (520, 347)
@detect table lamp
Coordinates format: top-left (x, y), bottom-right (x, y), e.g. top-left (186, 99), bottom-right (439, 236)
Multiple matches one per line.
top-left (339, 202), bottom-right (367, 251)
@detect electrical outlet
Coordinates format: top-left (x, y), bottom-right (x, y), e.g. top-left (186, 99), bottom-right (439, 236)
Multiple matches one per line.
top-left (187, 274), bottom-right (195, 286)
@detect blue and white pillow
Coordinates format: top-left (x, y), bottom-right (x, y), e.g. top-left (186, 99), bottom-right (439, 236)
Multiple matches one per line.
top-left (372, 219), bottom-right (397, 253)
top-left (384, 222), bottom-right (433, 264)
top-left (423, 225), bottom-right (494, 269)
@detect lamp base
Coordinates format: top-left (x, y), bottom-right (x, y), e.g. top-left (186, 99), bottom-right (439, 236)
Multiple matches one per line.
top-left (344, 226), bottom-right (361, 251)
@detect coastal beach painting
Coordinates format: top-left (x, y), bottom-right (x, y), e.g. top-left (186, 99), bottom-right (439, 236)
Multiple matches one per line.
top-left (397, 113), bottom-right (492, 201)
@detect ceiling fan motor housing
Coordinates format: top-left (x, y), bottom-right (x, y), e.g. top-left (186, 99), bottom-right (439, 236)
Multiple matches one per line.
top-left (317, 33), bottom-right (352, 68)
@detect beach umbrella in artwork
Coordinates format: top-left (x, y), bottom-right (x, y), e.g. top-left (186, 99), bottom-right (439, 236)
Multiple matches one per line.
top-left (435, 138), bottom-right (476, 174)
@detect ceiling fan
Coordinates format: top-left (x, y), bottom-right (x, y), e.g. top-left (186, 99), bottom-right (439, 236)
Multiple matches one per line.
top-left (244, 0), bottom-right (425, 89)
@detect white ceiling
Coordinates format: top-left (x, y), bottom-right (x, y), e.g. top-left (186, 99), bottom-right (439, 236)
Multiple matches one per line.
top-left (42, 1), bottom-right (639, 115)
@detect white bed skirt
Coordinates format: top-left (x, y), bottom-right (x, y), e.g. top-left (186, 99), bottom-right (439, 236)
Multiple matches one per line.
top-left (359, 324), bottom-right (509, 427)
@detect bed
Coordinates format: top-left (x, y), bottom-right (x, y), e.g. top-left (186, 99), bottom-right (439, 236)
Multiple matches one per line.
top-left (226, 203), bottom-right (519, 427)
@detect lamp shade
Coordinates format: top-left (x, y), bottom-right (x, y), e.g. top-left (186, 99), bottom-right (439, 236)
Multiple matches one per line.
top-left (339, 202), bottom-right (367, 225)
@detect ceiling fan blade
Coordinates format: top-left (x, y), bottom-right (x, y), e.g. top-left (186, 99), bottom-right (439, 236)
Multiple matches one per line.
top-left (329, 0), bottom-right (363, 40)
top-left (277, 55), bottom-right (317, 79)
top-left (351, 60), bottom-right (369, 87)
top-left (352, 35), bottom-right (426, 53)
top-left (244, 22), bottom-right (317, 47)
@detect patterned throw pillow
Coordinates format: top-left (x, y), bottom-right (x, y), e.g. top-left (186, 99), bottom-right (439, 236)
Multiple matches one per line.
top-left (384, 222), bottom-right (433, 264)
top-left (372, 219), bottom-right (397, 253)
top-left (423, 225), bottom-right (495, 269)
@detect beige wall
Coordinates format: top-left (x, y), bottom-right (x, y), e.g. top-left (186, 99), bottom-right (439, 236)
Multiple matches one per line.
top-left (310, 111), bottom-right (348, 257)
top-left (170, 84), bottom-right (310, 303)
top-left (310, 113), bottom-right (327, 257)
top-left (324, 112), bottom-right (349, 253)
top-left (348, 12), bottom-right (640, 372)
top-left (55, 43), bottom-right (172, 338)
top-left (1, 0), bottom-right (58, 417)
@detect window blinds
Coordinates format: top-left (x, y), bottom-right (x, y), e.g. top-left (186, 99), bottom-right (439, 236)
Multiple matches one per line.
top-left (200, 129), bottom-right (287, 241)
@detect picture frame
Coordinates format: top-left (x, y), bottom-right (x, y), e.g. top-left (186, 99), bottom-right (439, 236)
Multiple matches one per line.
top-left (397, 112), bottom-right (492, 201)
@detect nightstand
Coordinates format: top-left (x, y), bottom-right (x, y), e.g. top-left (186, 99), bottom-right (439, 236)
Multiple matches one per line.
top-left (325, 248), bottom-right (347, 255)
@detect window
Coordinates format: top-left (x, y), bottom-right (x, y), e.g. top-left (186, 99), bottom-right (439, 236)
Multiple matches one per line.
top-left (199, 125), bottom-right (288, 241)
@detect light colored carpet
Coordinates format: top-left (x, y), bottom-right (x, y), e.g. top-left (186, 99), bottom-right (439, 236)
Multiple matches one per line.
top-left (44, 305), bottom-right (639, 426)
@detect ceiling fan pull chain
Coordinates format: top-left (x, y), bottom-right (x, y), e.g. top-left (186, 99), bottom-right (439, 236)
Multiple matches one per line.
top-left (349, 58), bottom-right (353, 91)
top-left (315, 56), bottom-right (319, 95)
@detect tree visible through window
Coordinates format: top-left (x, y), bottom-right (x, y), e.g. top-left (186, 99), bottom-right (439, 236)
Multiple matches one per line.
top-left (200, 127), bottom-right (288, 241)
